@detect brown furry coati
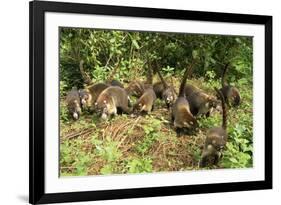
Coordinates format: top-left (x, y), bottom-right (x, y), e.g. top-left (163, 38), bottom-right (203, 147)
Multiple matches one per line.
top-left (95, 86), bottom-right (132, 120)
top-left (199, 88), bottom-right (228, 167)
top-left (172, 62), bottom-right (197, 134)
top-left (79, 83), bottom-right (109, 110)
top-left (79, 60), bottom-right (123, 110)
top-left (184, 84), bottom-right (201, 98)
top-left (133, 88), bottom-right (156, 114)
top-left (219, 63), bottom-right (241, 107)
top-left (153, 81), bottom-right (165, 99)
top-left (155, 69), bottom-right (177, 108)
top-left (187, 90), bottom-right (220, 117)
top-left (65, 87), bottom-right (82, 120)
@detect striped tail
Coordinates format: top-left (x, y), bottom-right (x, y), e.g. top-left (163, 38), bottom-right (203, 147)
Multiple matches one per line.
top-left (215, 88), bottom-right (227, 130)
top-left (79, 60), bottom-right (92, 85)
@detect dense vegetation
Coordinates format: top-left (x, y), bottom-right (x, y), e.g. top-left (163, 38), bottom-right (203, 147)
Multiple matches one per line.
top-left (59, 27), bottom-right (253, 176)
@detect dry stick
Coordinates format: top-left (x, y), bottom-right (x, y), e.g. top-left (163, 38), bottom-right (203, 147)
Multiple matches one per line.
top-left (117, 117), bottom-right (141, 149)
top-left (62, 128), bottom-right (95, 141)
top-left (60, 166), bottom-right (75, 170)
top-left (112, 121), bottom-right (132, 142)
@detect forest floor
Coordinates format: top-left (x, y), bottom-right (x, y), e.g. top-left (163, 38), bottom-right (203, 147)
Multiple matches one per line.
top-left (59, 77), bottom-right (253, 176)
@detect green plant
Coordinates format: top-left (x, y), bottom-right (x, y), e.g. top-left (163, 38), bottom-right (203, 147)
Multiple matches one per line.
top-left (127, 157), bottom-right (153, 173)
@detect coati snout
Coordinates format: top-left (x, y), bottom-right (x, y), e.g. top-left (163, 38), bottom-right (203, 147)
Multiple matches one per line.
top-left (66, 87), bottom-right (82, 120)
top-left (162, 87), bottom-right (177, 108)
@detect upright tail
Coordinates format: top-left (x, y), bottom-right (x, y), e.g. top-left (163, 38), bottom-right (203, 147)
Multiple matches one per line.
top-left (79, 60), bottom-right (92, 85)
top-left (215, 88), bottom-right (227, 130)
top-left (221, 62), bottom-right (230, 87)
top-left (107, 60), bottom-right (120, 83)
top-left (145, 64), bottom-right (154, 85)
top-left (178, 60), bottom-right (196, 97)
top-left (156, 68), bottom-right (169, 89)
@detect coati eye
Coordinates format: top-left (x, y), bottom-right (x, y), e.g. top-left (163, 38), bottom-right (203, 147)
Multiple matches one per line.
top-left (103, 100), bottom-right (107, 104)
top-left (212, 139), bottom-right (217, 145)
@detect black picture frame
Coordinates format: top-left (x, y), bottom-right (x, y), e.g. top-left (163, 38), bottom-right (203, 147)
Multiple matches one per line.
top-left (29, 0), bottom-right (272, 204)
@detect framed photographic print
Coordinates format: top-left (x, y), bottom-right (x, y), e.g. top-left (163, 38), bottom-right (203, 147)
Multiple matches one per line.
top-left (29, 0), bottom-right (272, 204)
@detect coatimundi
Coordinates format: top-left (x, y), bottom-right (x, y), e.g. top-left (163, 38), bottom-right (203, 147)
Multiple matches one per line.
top-left (154, 69), bottom-right (177, 108)
top-left (186, 90), bottom-right (220, 117)
top-left (95, 86), bottom-right (132, 120)
top-left (79, 60), bottom-right (123, 110)
top-left (171, 62), bottom-right (197, 134)
top-left (153, 81), bottom-right (164, 99)
top-left (66, 87), bottom-right (82, 120)
top-left (199, 88), bottom-right (228, 168)
top-left (132, 65), bottom-right (157, 114)
top-left (133, 88), bottom-right (156, 114)
top-left (79, 83), bottom-right (109, 110)
top-left (219, 63), bottom-right (241, 107)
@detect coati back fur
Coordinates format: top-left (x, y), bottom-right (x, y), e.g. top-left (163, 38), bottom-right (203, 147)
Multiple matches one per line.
top-left (95, 86), bottom-right (131, 120)
top-left (153, 81), bottom-right (165, 99)
top-left (199, 88), bottom-right (228, 167)
top-left (187, 91), bottom-right (220, 117)
top-left (172, 62), bottom-right (197, 133)
top-left (66, 87), bottom-right (82, 120)
top-left (184, 84), bottom-right (201, 98)
top-left (219, 63), bottom-right (241, 107)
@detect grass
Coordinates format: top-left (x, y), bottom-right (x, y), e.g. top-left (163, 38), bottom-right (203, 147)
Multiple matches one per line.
top-left (59, 77), bottom-right (253, 176)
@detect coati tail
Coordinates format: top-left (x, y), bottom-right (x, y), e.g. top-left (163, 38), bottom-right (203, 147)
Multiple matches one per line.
top-left (146, 64), bottom-right (154, 85)
top-left (107, 60), bottom-right (120, 82)
top-left (215, 88), bottom-right (227, 130)
top-left (79, 60), bottom-right (92, 85)
top-left (156, 68), bottom-right (169, 89)
top-left (178, 60), bottom-right (195, 97)
top-left (221, 62), bottom-right (230, 87)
